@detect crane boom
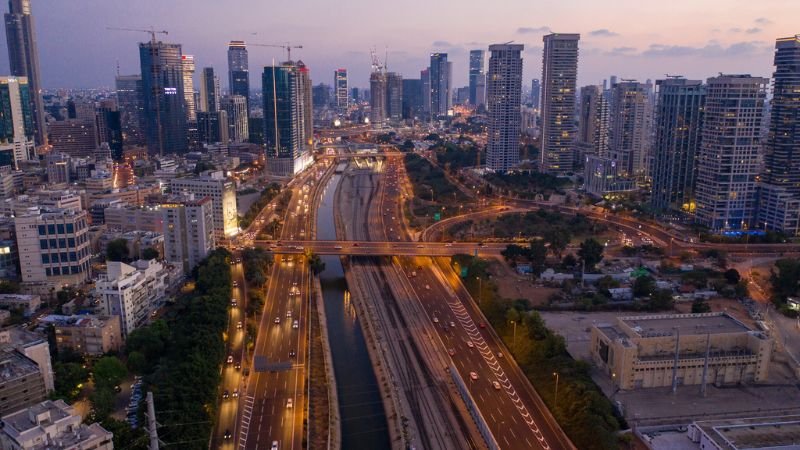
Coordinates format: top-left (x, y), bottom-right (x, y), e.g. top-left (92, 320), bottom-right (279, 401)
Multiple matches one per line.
top-left (250, 42), bottom-right (303, 61)
top-left (107, 26), bottom-right (168, 44)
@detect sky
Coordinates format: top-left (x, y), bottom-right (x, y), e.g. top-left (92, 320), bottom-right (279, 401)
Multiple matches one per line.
top-left (2, 0), bottom-right (799, 91)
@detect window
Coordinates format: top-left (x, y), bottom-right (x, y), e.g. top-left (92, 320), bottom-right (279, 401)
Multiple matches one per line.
top-left (68, 238), bottom-right (75, 247)
top-left (60, 253), bottom-right (68, 263)
top-left (52, 267), bottom-right (60, 276)
top-left (47, 224), bottom-right (55, 234)
top-left (41, 254), bottom-right (49, 264)
top-left (71, 266), bottom-right (80, 274)
top-left (49, 239), bottom-right (56, 248)
top-left (58, 239), bottom-right (66, 248)
top-left (66, 223), bottom-right (74, 233)
top-left (45, 268), bottom-right (51, 276)
top-left (56, 224), bottom-right (65, 234)
top-left (39, 240), bottom-right (48, 250)
top-left (38, 225), bottom-right (46, 235)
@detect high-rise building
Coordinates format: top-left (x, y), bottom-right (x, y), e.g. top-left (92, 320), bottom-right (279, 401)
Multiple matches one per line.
top-left (200, 66), bottom-right (220, 113)
top-left (386, 72), bottom-right (403, 121)
top-left (421, 68), bottom-right (431, 115)
top-left (4, 0), bottom-right (45, 146)
top-left (402, 78), bottom-right (423, 119)
top-left (47, 119), bottom-right (97, 158)
top-left (181, 55), bottom-right (196, 122)
top-left (695, 75), bottom-right (766, 231)
top-left (486, 44), bottom-right (524, 172)
top-left (608, 80), bottom-right (651, 177)
top-left (334, 68), bottom-right (348, 112)
top-left (221, 95), bottom-right (249, 143)
top-left (161, 196), bottom-right (215, 274)
top-left (262, 62), bottom-right (312, 176)
top-left (115, 74), bottom-right (145, 146)
top-left (312, 83), bottom-right (330, 109)
top-left (577, 85), bottom-right (609, 156)
top-left (531, 78), bottom-right (541, 109)
top-left (139, 41), bottom-right (187, 155)
top-left (468, 49), bottom-right (485, 107)
top-left (758, 36), bottom-right (800, 236)
top-left (227, 40), bottom-right (249, 111)
top-left (96, 259), bottom-right (169, 338)
top-left (196, 110), bottom-right (227, 145)
top-left (650, 78), bottom-right (705, 213)
top-left (369, 71), bottom-right (387, 125)
top-left (296, 61), bottom-right (313, 149)
top-left (429, 53), bottom-right (451, 117)
top-left (95, 100), bottom-right (123, 161)
top-left (541, 33), bottom-right (580, 175)
top-left (0, 77), bottom-right (34, 168)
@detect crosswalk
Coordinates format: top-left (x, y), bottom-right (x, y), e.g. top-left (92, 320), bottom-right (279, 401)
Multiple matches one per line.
top-left (238, 395), bottom-right (255, 449)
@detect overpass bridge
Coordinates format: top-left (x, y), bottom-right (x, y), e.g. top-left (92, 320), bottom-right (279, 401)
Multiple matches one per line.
top-left (252, 239), bottom-right (505, 257)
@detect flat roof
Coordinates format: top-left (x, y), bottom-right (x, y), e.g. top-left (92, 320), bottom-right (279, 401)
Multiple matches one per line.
top-left (695, 415), bottom-right (800, 450)
top-left (621, 313), bottom-right (750, 338)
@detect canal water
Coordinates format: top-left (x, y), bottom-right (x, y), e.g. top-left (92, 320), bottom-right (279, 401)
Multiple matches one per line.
top-left (316, 174), bottom-right (390, 449)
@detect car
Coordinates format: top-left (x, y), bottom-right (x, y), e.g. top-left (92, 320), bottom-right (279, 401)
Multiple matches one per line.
top-left (286, 310), bottom-right (292, 318)
top-left (433, 317), bottom-right (439, 323)
top-left (231, 298), bottom-right (237, 307)
top-left (493, 381), bottom-right (502, 390)
top-left (227, 355), bottom-right (233, 364)
top-left (353, 243), bottom-right (359, 247)
top-left (450, 322), bottom-right (456, 328)
top-left (470, 372), bottom-right (479, 380)
top-left (417, 244), bottom-right (423, 248)
top-left (237, 321), bottom-right (243, 329)
top-left (224, 430), bottom-right (232, 440)
top-left (289, 350), bottom-right (296, 358)
top-left (286, 398), bottom-right (293, 409)
top-left (271, 441), bottom-right (279, 450)
top-left (274, 317), bottom-right (281, 324)
top-left (478, 322), bottom-right (486, 329)
top-left (467, 341), bottom-right (474, 348)
top-left (425, 284), bottom-right (430, 290)
top-left (445, 243), bottom-right (452, 247)
top-left (232, 281), bottom-right (238, 287)
top-left (293, 319), bottom-right (299, 329)
top-left (223, 390), bottom-right (229, 399)
top-left (334, 246), bottom-right (343, 249)
top-left (232, 389), bottom-right (239, 398)
top-left (448, 348), bottom-right (455, 356)
top-left (235, 361), bottom-right (241, 370)
top-left (497, 352), bottom-right (504, 358)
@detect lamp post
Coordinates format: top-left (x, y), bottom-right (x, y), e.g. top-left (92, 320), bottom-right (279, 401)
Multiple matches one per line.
top-left (476, 276), bottom-right (482, 307)
top-left (553, 372), bottom-right (559, 408)
top-left (510, 320), bottom-right (518, 350)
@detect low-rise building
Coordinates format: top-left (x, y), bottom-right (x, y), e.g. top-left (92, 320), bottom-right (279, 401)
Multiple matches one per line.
top-left (0, 350), bottom-right (46, 416)
top-left (0, 294), bottom-right (40, 317)
top-left (47, 315), bottom-right (122, 356)
top-left (170, 171), bottom-right (238, 239)
top-left (161, 196), bottom-right (215, 274)
top-left (103, 204), bottom-right (164, 233)
top-left (0, 399), bottom-right (113, 450)
top-left (591, 312), bottom-right (772, 390)
top-left (687, 415), bottom-right (800, 450)
top-left (95, 259), bottom-right (171, 338)
top-left (0, 328), bottom-right (54, 393)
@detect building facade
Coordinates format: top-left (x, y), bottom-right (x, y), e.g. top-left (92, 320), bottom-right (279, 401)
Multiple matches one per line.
top-left (485, 44), bottom-right (524, 172)
top-left (199, 66), bottom-right (220, 113)
top-left (47, 119), bottom-right (97, 158)
top-left (115, 74), bottom-right (145, 146)
top-left (161, 196), bottom-right (215, 274)
top-left (401, 79), bottom-right (423, 120)
top-left (1, 400), bottom-right (113, 450)
top-left (262, 62), bottom-right (312, 176)
top-left (51, 315), bottom-right (122, 356)
top-left (221, 95), bottom-right (248, 143)
top-left (530, 78), bottom-right (541, 109)
top-left (181, 55), bottom-right (196, 123)
top-left (650, 78), bottom-right (706, 213)
top-left (540, 33), bottom-right (580, 175)
top-left (369, 71), bottom-right (387, 125)
top-left (170, 171), bottom-right (238, 239)
top-left (386, 72), bottom-right (403, 121)
top-left (139, 41), bottom-right (187, 155)
top-left (0, 77), bottom-right (34, 168)
top-left (96, 260), bottom-right (169, 338)
top-left (0, 349), bottom-right (46, 416)
top-left (577, 85), bottom-right (609, 157)
top-left (334, 68), bottom-right (348, 112)
top-left (429, 53), bottom-right (451, 117)
top-left (468, 49), bottom-right (485, 107)
top-left (227, 40), bottom-right (249, 112)
top-left (695, 75), bottom-right (766, 231)
top-left (608, 80), bottom-right (651, 178)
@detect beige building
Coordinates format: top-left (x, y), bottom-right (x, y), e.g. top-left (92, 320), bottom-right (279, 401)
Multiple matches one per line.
top-left (103, 204), bottom-right (164, 233)
top-left (688, 415), bottom-right (800, 450)
top-left (170, 171), bottom-right (238, 239)
top-left (1, 399), bottom-right (113, 450)
top-left (0, 349), bottom-right (46, 416)
top-left (0, 328), bottom-right (54, 393)
top-left (591, 313), bottom-right (772, 390)
top-left (0, 294), bottom-right (41, 317)
top-left (51, 315), bottom-right (122, 356)
top-left (95, 260), bottom-right (170, 338)
top-left (161, 196), bottom-right (215, 274)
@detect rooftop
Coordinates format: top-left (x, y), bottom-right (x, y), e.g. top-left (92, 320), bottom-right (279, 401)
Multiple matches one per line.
top-left (621, 313), bottom-right (751, 338)
top-left (694, 415), bottom-right (800, 450)
top-left (0, 349), bottom-right (41, 382)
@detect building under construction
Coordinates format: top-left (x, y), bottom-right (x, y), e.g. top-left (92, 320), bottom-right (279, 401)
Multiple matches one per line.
top-left (591, 312), bottom-right (772, 391)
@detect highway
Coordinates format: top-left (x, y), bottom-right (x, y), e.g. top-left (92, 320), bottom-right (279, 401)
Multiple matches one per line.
top-left (252, 239), bottom-right (508, 256)
top-left (364, 154), bottom-right (572, 449)
top-left (238, 161), bottom-right (333, 450)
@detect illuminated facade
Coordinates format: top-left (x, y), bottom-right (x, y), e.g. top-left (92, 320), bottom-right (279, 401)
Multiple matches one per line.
top-left (170, 170), bottom-right (238, 239)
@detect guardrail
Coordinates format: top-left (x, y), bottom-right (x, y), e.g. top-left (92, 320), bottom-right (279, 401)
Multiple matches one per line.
top-left (449, 364), bottom-right (500, 450)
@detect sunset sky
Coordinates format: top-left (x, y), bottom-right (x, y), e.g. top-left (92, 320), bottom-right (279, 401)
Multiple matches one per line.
top-left (4, 0), bottom-right (798, 90)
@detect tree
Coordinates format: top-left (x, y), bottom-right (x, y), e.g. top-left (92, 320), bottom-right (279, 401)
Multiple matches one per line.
top-left (577, 238), bottom-right (604, 271)
top-left (650, 289), bottom-right (675, 311)
top-left (91, 387), bottom-right (115, 422)
top-left (501, 244), bottom-right (529, 263)
top-left (724, 268), bottom-right (741, 284)
top-left (106, 239), bottom-right (130, 262)
top-left (0, 280), bottom-right (19, 294)
top-left (691, 299), bottom-right (711, 313)
top-left (596, 276), bottom-right (620, 296)
top-left (127, 351), bottom-right (147, 375)
top-left (309, 254), bottom-right (326, 275)
top-left (141, 247), bottom-right (159, 261)
top-left (633, 275), bottom-right (656, 298)
top-left (529, 240), bottom-right (548, 275)
top-left (52, 362), bottom-right (88, 401)
top-left (771, 259), bottom-right (800, 299)
top-left (543, 228), bottom-right (570, 259)
top-left (93, 356), bottom-right (127, 389)
top-left (193, 160), bottom-right (216, 174)
top-left (248, 291), bottom-right (264, 316)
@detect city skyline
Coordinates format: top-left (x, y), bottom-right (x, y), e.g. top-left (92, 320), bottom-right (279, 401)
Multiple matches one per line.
top-left (0, 1), bottom-right (797, 90)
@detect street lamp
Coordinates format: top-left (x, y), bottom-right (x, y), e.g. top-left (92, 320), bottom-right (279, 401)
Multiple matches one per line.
top-left (510, 320), bottom-right (518, 350)
top-left (476, 276), bottom-right (482, 306)
top-left (553, 372), bottom-right (559, 407)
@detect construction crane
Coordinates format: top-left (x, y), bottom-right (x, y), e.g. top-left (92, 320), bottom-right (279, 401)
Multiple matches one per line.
top-left (107, 26), bottom-right (168, 43)
top-left (251, 42), bottom-right (303, 61)
top-left (370, 47), bottom-right (385, 73)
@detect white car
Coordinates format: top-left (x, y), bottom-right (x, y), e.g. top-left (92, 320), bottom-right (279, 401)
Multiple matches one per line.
top-left (286, 310), bottom-right (293, 318)
top-left (271, 441), bottom-right (279, 450)
top-left (470, 372), bottom-right (479, 381)
top-left (293, 320), bottom-right (299, 329)
top-left (237, 321), bottom-right (243, 330)
top-left (467, 341), bottom-right (474, 348)
top-left (433, 317), bottom-right (439, 323)
top-left (493, 381), bottom-right (501, 390)
top-left (286, 398), bottom-right (293, 409)
top-left (274, 317), bottom-right (281, 324)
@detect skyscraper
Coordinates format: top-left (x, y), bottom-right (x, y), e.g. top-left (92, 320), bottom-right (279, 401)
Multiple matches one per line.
top-left (608, 80), bottom-right (650, 177)
top-left (369, 71), bottom-right (387, 125)
top-left (181, 55), bottom-right (196, 122)
top-left (486, 44), bottom-right (524, 172)
top-left (115, 75), bottom-right (145, 146)
top-left (468, 50), bottom-right (485, 107)
top-left (402, 78), bottom-right (423, 120)
top-left (200, 67), bottom-right (220, 112)
top-left (227, 40), bottom-right (249, 112)
top-left (541, 33), bottom-right (580, 175)
top-left (4, 0), bottom-right (45, 146)
top-left (758, 36), bottom-right (800, 235)
top-left (221, 95), bottom-right (249, 143)
top-left (531, 79), bottom-right (541, 109)
top-left (650, 78), bottom-right (705, 213)
top-left (262, 62), bottom-right (312, 176)
top-left (139, 40), bottom-right (187, 155)
top-left (429, 53), bottom-right (451, 117)
top-left (577, 85), bottom-right (609, 157)
top-left (0, 76), bottom-right (34, 168)
top-left (296, 61), bottom-right (313, 149)
top-left (695, 75), bottom-right (766, 231)
top-left (334, 68), bottom-right (348, 112)
top-left (386, 72), bottom-right (403, 121)
top-left (421, 68), bottom-right (431, 115)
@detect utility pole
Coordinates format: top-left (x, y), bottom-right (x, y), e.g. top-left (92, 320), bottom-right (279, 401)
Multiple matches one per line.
top-left (146, 391), bottom-right (160, 450)
top-left (701, 333), bottom-right (711, 397)
top-left (671, 327), bottom-right (681, 394)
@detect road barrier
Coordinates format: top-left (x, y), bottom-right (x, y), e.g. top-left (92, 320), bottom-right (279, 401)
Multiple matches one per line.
top-left (449, 364), bottom-right (500, 450)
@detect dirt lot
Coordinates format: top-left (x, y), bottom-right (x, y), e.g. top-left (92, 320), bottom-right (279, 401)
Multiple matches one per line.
top-left (485, 257), bottom-right (560, 306)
